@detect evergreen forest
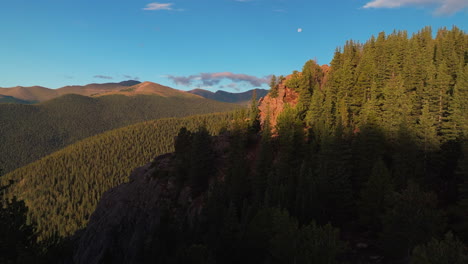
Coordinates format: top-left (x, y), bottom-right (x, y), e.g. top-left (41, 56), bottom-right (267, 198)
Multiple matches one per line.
top-left (89, 26), bottom-right (467, 263)
top-left (1, 111), bottom-right (239, 242)
top-left (0, 26), bottom-right (467, 263)
top-left (0, 94), bottom-right (239, 173)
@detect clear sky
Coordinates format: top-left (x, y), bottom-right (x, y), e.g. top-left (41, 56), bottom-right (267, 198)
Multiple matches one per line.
top-left (1, 0), bottom-right (466, 92)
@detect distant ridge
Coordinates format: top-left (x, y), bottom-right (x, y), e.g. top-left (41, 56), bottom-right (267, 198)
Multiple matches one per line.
top-left (188, 88), bottom-right (269, 105)
top-left (95, 81), bottom-right (203, 99)
top-left (0, 80), bottom-right (268, 104)
top-left (0, 94), bottom-right (37, 104)
top-left (0, 80), bottom-right (205, 103)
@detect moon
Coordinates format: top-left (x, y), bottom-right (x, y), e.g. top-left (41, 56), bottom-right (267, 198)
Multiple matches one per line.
top-left (297, 28), bottom-right (303, 33)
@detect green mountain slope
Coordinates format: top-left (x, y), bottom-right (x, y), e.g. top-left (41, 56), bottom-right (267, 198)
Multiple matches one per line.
top-left (1, 112), bottom-right (238, 241)
top-left (0, 93), bottom-right (240, 173)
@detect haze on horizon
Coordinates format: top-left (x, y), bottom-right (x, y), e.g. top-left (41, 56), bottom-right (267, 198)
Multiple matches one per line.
top-left (1, 0), bottom-right (466, 92)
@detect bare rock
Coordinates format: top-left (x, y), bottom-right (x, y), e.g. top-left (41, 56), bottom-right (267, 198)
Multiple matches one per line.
top-left (258, 75), bottom-right (299, 131)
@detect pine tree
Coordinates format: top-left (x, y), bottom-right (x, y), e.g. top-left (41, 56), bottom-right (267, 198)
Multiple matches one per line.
top-left (253, 117), bottom-right (274, 204)
top-left (381, 182), bottom-right (445, 259)
top-left (411, 232), bottom-right (468, 264)
top-left (417, 100), bottom-right (439, 153)
top-left (450, 65), bottom-right (468, 138)
top-left (189, 126), bottom-right (215, 197)
top-left (382, 74), bottom-right (412, 139)
top-left (296, 222), bottom-right (345, 264)
top-left (249, 90), bottom-right (261, 133)
top-left (358, 159), bottom-right (393, 231)
top-left (269, 75), bottom-right (279, 98)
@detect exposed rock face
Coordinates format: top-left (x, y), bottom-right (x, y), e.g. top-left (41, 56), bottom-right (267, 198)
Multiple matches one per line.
top-left (73, 153), bottom-right (203, 264)
top-left (258, 76), bottom-right (299, 130)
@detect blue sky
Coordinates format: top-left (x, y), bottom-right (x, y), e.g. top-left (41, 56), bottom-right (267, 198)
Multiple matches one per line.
top-left (0, 0), bottom-right (466, 92)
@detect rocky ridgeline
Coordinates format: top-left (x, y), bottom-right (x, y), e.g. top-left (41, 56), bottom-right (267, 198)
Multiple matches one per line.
top-left (258, 75), bottom-right (299, 131)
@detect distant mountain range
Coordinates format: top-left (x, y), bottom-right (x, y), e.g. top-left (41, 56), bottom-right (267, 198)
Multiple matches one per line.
top-left (0, 81), bottom-right (202, 103)
top-left (0, 81), bottom-right (269, 105)
top-left (188, 88), bottom-right (269, 105)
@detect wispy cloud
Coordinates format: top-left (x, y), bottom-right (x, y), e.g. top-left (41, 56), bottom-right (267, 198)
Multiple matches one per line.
top-left (363, 0), bottom-right (468, 15)
top-left (93, 75), bottom-right (113, 80)
top-left (167, 72), bottom-right (271, 88)
top-left (143, 2), bottom-right (174, 11)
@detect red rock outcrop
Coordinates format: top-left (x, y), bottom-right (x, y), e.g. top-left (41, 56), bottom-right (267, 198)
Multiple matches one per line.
top-left (258, 75), bottom-right (299, 130)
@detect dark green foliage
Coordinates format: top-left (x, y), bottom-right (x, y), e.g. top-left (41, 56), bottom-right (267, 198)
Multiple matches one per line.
top-left (1, 168), bottom-right (39, 263)
top-left (0, 95), bottom-right (36, 104)
top-left (296, 222), bottom-right (345, 264)
top-left (411, 232), bottom-right (468, 264)
top-left (269, 75), bottom-right (279, 98)
top-left (0, 196), bottom-right (38, 263)
top-left (313, 126), bottom-right (354, 225)
top-left (0, 94), bottom-right (240, 174)
top-left (249, 90), bottom-right (261, 133)
top-left (189, 126), bottom-right (215, 197)
top-left (358, 159), bottom-right (393, 231)
top-left (244, 208), bottom-right (345, 264)
top-left (381, 183), bottom-right (446, 259)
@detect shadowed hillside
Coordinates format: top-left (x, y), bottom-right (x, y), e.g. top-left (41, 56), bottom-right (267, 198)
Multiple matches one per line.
top-left (0, 95), bottom-right (36, 104)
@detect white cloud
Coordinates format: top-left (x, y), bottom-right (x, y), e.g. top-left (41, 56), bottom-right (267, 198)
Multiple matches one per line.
top-left (167, 72), bottom-right (271, 87)
top-left (363, 0), bottom-right (468, 15)
top-left (297, 28), bottom-right (303, 33)
top-left (143, 2), bottom-right (174, 11)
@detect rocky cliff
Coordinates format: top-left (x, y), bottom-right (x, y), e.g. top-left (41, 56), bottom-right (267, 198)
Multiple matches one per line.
top-left (258, 75), bottom-right (299, 130)
top-left (73, 154), bottom-right (203, 264)
top-left (72, 132), bottom-right (237, 264)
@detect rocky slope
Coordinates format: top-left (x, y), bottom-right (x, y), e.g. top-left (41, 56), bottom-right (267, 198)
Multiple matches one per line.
top-left (73, 154), bottom-right (198, 264)
top-left (258, 75), bottom-right (299, 130)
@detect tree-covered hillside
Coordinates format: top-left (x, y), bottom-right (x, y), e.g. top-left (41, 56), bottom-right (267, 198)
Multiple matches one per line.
top-left (1, 26), bottom-right (466, 264)
top-left (72, 26), bottom-right (467, 264)
top-left (1, 111), bottom-right (240, 241)
top-left (0, 94), bottom-right (240, 173)
top-left (0, 95), bottom-right (36, 104)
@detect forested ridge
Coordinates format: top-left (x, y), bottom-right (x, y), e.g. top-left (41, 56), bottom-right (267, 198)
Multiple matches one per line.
top-left (0, 26), bottom-right (467, 263)
top-left (0, 93), bottom-right (240, 173)
top-left (1, 111), bottom-right (240, 242)
top-left (72, 26), bottom-right (467, 263)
